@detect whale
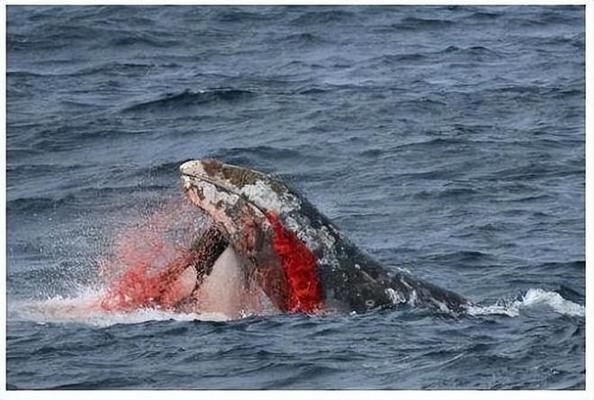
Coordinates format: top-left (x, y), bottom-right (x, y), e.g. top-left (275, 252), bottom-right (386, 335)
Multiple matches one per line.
top-left (178, 159), bottom-right (471, 315)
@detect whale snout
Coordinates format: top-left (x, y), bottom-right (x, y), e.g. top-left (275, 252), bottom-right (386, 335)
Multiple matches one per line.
top-left (179, 159), bottom-right (204, 177)
top-left (180, 159), bottom-right (223, 179)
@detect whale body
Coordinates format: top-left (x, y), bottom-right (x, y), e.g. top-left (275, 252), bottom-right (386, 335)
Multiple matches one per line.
top-left (178, 159), bottom-right (471, 315)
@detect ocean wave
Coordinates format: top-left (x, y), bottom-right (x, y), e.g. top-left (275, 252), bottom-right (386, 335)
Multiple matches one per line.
top-left (10, 291), bottom-right (231, 327)
top-left (363, 53), bottom-right (428, 68)
top-left (423, 250), bottom-right (495, 264)
top-left (214, 7), bottom-right (277, 23)
top-left (6, 69), bottom-right (49, 78)
top-left (488, 84), bottom-right (584, 98)
top-left (467, 288), bottom-right (584, 318)
top-left (273, 60), bottom-right (325, 75)
top-left (533, 260), bottom-right (585, 271)
top-left (395, 16), bottom-right (455, 30)
top-left (6, 162), bottom-right (83, 177)
top-left (122, 88), bottom-right (256, 112)
top-left (289, 9), bottom-right (357, 25)
top-left (70, 62), bottom-right (163, 78)
top-left (106, 31), bottom-right (181, 48)
top-left (506, 7), bottom-right (583, 27)
top-left (296, 87), bottom-right (330, 95)
top-left (10, 287), bottom-right (586, 327)
top-left (9, 61), bottom-right (178, 79)
top-left (467, 9), bottom-right (503, 20)
top-left (212, 145), bottom-right (302, 163)
top-left (7, 196), bottom-right (74, 214)
top-left (273, 32), bottom-right (329, 48)
top-left (144, 161), bottom-right (187, 176)
top-left (410, 187), bottom-right (484, 201)
top-left (7, 184), bottom-right (171, 214)
top-left (489, 162), bottom-right (582, 181)
top-left (7, 33), bottom-right (58, 51)
top-left (440, 45), bottom-right (503, 61)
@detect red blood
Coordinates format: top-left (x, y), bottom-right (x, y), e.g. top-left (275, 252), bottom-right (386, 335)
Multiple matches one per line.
top-left (98, 200), bottom-right (202, 312)
top-left (266, 212), bottom-right (322, 313)
top-left (98, 200), bottom-right (323, 315)
top-left (99, 250), bottom-right (197, 311)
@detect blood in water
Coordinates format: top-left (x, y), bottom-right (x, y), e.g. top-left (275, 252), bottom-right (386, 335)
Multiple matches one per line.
top-left (98, 201), bottom-right (323, 315)
top-left (98, 200), bottom-right (201, 311)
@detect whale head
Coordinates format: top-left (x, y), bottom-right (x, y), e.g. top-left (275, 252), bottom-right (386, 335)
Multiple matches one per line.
top-left (180, 159), bottom-right (322, 313)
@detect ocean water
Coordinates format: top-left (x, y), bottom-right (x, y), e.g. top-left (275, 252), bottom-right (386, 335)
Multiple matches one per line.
top-left (6, 5), bottom-right (585, 389)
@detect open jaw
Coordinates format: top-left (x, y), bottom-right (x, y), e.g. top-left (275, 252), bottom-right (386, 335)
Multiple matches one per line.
top-left (179, 159), bottom-right (323, 315)
top-left (173, 220), bottom-right (281, 318)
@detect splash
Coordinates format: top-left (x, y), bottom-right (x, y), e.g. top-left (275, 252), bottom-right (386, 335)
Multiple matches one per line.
top-left (96, 197), bottom-right (268, 319)
top-left (99, 250), bottom-right (199, 311)
top-left (10, 197), bottom-right (281, 325)
top-left (9, 290), bottom-right (231, 327)
top-left (266, 212), bottom-right (322, 313)
top-left (97, 198), bottom-right (209, 312)
top-left (467, 288), bottom-right (585, 318)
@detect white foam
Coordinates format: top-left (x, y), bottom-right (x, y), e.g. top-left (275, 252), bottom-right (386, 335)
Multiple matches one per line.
top-left (9, 289), bottom-right (231, 328)
top-left (385, 288), bottom-right (406, 305)
top-left (8, 246), bottom-right (277, 327)
top-left (466, 300), bottom-right (522, 317)
top-left (522, 288), bottom-right (585, 317)
top-left (467, 288), bottom-right (585, 318)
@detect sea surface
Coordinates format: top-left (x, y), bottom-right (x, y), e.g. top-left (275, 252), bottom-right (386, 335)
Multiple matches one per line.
top-left (6, 5), bottom-right (585, 389)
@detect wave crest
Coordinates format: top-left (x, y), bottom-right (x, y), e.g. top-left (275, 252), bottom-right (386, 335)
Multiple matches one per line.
top-left (123, 88), bottom-right (255, 112)
top-left (10, 291), bottom-right (232, 327)
top-left (467, 288), bottom-right (584, 318)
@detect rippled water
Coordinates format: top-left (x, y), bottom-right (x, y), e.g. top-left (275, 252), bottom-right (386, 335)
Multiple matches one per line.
top-left (6, 5), bottom-right (585, 389)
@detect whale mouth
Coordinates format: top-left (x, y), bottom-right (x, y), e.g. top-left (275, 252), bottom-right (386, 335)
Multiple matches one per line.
top-left (170, 215), bottom-right (279, 317)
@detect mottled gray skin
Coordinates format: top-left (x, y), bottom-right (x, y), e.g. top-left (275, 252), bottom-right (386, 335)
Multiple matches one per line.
top-left (277, 191), bottom-right (471, 314)
top-left (180, 159), bottom-right (471, 314)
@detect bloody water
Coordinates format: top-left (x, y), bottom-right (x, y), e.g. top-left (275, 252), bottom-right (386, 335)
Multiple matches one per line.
top-left (98, 203), bottom-right (323, 315)
top-left (98, 199), bottom-right (207, 311)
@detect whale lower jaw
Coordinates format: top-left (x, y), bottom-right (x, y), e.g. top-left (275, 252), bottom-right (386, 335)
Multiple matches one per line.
top-left (175, 243), bottom-right (279, 318)
top-left (192, 246), bottom-right (278, 317)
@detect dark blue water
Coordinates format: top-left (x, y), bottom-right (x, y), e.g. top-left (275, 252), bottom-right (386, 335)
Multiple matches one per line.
top-left (6, 5), bottom-right (585, 389)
